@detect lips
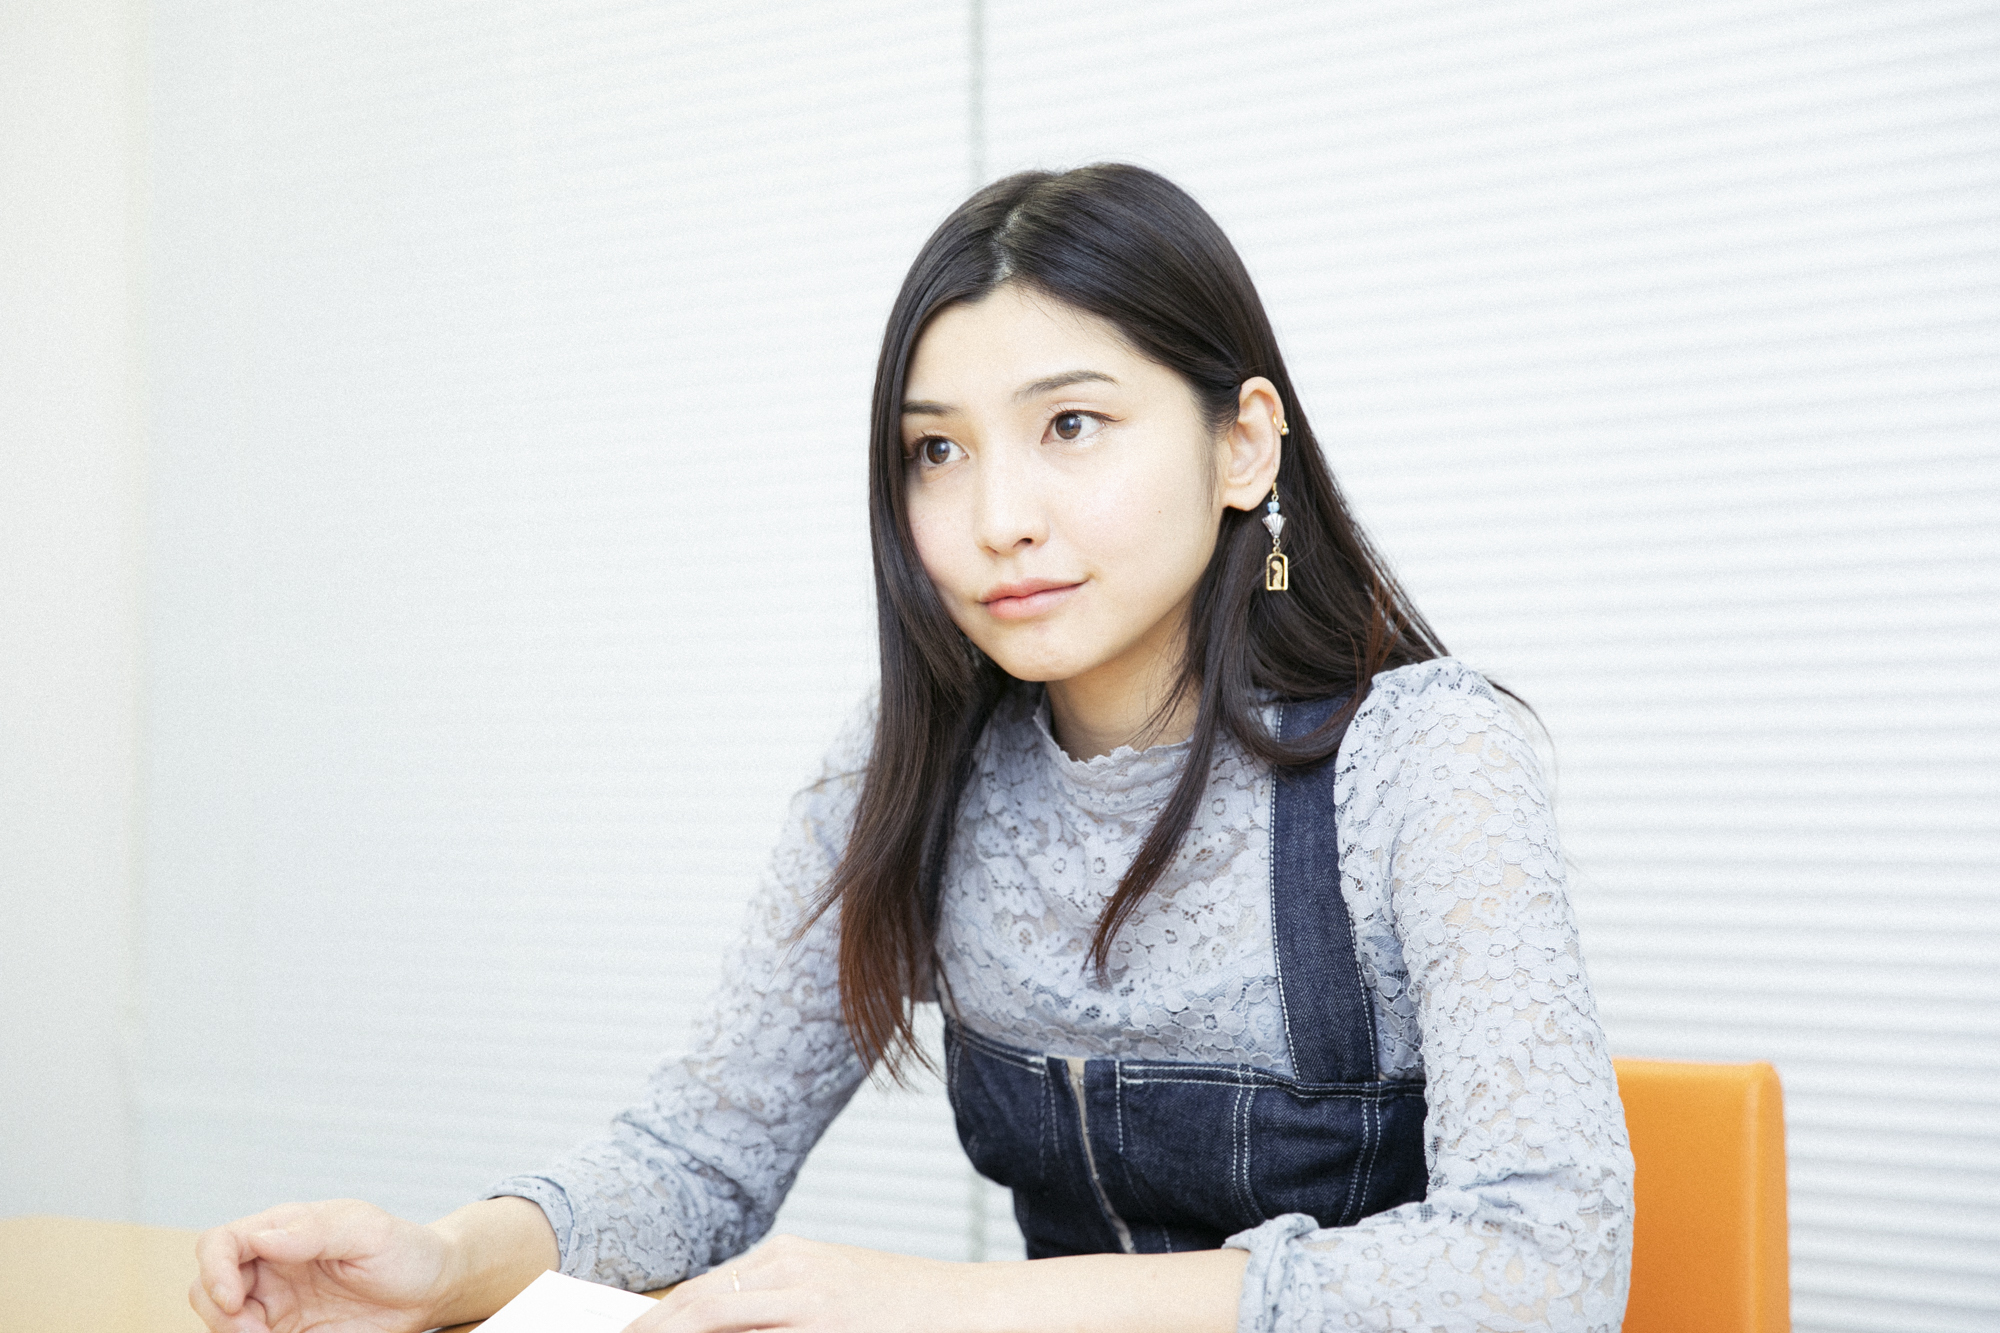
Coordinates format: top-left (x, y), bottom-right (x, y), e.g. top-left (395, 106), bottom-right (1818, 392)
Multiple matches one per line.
top-left (980, 577), bottom-right (1084, 621)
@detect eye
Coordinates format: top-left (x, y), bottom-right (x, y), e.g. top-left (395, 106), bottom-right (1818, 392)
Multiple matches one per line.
top-left (1049, 411), bottom-right (1104, 442)
top-left (913, 436), bottom-right (964, 468)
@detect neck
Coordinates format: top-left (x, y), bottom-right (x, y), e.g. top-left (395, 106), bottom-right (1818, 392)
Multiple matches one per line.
top-left (1043, 626), bottom-right (1196, 762)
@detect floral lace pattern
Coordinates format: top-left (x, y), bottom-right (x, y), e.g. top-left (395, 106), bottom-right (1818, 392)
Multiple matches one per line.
top-left (491, 659), bottom-right (1634, 1331)
top-left (935, 686), bottom-right (1292, 1068)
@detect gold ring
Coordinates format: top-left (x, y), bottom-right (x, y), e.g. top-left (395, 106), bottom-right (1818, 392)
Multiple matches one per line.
top-left (732, 1268), bottom-right (741, 1293)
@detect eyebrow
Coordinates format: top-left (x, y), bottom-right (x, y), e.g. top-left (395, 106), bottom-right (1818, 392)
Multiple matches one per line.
top-left (900, 369), bottom-right (1120, 417)
top-left (1016, 369), bottom-right (1118, 401)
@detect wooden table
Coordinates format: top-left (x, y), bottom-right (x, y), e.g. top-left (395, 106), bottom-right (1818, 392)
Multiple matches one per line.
top-left (0, 1216), bottom-right (205, 1333)
top-left (0, 1216), bottom-right (663, 1333)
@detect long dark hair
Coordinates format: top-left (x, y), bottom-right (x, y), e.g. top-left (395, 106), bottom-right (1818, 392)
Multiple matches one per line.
top-left (813, 164), bottom-right (1451, 1073)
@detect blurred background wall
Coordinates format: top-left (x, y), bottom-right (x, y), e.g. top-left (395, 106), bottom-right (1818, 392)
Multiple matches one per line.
top-left (1, 0), bottom-right (144, 1221)
top-left (2, 3), bottom-right (1995, 1330)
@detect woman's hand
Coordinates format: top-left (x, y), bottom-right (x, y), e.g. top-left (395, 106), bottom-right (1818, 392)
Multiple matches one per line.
top-left (631, 1236), bottom-right (981, 1333)
top-left (189, 1199), bottom-right (452, 1333)
top-left (626, 1234), bottom-right (1247, 1333)
top-left (189, 1195), bottom-right (559, 1333)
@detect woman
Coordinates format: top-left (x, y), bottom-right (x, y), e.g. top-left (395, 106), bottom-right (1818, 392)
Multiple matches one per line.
top-left (192, 164), bottom-right (1634, 1333)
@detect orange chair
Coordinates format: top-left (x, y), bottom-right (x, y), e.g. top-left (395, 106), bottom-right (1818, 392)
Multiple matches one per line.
top-left (1615, 1058), bottom-right (1790, 1333)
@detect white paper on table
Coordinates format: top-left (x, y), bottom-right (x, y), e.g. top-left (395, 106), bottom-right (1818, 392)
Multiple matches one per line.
top-left (473, 1270), bottom-right (660, 1332)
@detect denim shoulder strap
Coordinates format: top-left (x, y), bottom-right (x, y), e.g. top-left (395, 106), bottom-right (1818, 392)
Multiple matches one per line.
top-left (1272, 694), bottom-right (1379, 1084)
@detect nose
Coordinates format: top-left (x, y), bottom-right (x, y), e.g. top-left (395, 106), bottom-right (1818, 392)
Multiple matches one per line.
top-left (971, 443), bottom-right (1047, 556)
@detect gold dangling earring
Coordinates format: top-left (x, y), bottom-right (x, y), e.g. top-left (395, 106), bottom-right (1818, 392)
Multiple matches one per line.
top-left (1263, 413), bottom-right (1290, 591)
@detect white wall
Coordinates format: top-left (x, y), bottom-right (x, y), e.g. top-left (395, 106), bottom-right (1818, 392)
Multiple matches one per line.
top-left (0, 0), bottom-right (145, 1221)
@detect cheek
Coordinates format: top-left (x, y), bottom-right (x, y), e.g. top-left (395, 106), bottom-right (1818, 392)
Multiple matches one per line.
top-left (1078, 451), bottom-right (1214, 569)
top-left (905, 493), bottom-right (968, 592)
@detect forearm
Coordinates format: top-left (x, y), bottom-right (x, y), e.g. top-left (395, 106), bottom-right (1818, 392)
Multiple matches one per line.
top-left (426, 1196), bottom-right (561, 1326)
top-left (967, 1249), bottom-right (1247, 1333)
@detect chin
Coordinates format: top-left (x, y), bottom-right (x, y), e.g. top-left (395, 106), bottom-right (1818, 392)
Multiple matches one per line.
top-left (963, 616), bottom-right (1113, 685)
top-left (982, 646), bottom-right (1094, 685)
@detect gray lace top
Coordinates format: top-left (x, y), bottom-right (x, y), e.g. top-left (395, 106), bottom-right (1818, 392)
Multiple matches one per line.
top-left (492, 658), bottom-right (1635, 1332)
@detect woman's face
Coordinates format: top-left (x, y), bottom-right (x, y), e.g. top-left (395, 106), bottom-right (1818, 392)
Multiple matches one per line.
top-left (900, 283), bottom-right (1279, 712)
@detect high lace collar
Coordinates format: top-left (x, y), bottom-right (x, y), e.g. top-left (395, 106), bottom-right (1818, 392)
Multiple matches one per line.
top-left (1012, 686), bottom-right (1191, 819)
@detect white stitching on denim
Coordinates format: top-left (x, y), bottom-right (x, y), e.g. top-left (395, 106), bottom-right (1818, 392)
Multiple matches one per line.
top-left (1269, 703), bottom-right (1300, 1076)
top-left (1355, 1095), bottom-right (1378, 1224)
top-left (1066, 1057), bottom-right (1137, 1254)
top-left (1236, 1082), bottom-right (1254, 1220)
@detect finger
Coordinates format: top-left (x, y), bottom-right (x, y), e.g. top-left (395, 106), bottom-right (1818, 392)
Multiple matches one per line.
top-left (188, 1273), bottom-right (270, 1333)
top-left (241, 1199), bottom-right (381, 1266)
top-left (195, 1201), bottom-right (330, 1311)
top-left (193, 1226), bottom-right (260, 1313)
top-left (733, 1232), bottom-right (813, 1284)
top-left (626, 1289), bottom-right (795, 1333)
top-left (647, 1261), bottom-right (737, 1317)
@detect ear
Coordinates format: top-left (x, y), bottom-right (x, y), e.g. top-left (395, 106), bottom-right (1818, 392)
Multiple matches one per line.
top-left (1218, 376), bottom-right (1285, 512)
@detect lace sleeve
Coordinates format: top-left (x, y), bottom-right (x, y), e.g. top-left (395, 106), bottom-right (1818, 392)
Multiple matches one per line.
top-left (487, 696), bottom-right (876, 1291)
top-left (1226, 661), bottom-right (1635, 1332)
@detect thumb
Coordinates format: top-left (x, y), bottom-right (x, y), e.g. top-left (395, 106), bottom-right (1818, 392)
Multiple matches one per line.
top-left (244, 1199), bottom-right (384, 1264)
top-left (245, 1207), bottom-right (381, 1267)
top-left (244, 1224), bottom-right (330, 1265)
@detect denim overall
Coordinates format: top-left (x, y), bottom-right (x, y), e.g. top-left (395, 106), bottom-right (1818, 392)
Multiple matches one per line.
top-left (942, 697), bottom-right (1429, 1257)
